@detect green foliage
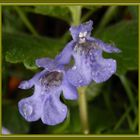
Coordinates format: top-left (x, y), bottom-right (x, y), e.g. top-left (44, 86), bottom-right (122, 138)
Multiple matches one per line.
top-left (2, 7), bottom-right (25, 33)
top-left (2, 103), bottom-right (30, 133)
top-left (86, 83), bottom-right (103, 101)
top-left (89, 106), bottom-right (116, 133)
top-left (2, 6), bottom-right (138, 134)
top-left (128, 6), bottom-right (138, 20)
top-left (99, 20), bottom-right (138, 75)
top-left (3, 32), bottom-right (64, 70)
top-left (34, 6), bottom-right (71, 23)
top-left (65, 107), bottom-right (81, 133)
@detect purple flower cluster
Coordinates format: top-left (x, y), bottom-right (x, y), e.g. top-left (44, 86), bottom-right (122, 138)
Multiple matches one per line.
top-left (18, 20), bottom-right (121, 125)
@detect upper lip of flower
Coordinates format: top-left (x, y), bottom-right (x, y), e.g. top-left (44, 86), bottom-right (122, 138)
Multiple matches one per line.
top-left (69, 20), bottom-right (93, 41)
top-left (79, 31), bottom-right (87, 38)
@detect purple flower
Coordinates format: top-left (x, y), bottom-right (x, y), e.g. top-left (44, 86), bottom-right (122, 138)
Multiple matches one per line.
top-left (18, 58), bottom-right (78, 125)
top-left (55, 20), bottom-right (121, 87)
top-left (2, 127), bottom-right (11, 134)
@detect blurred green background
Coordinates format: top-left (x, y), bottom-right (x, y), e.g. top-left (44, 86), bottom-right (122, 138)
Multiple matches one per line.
top-left (2, 5), bottom-right (138, 134)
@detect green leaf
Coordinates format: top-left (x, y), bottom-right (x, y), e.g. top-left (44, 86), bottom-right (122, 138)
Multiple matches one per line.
top-left (2, 103), bottom-right (30, 133)
top-left (34, 6), bottom-right (71, 23)
top-left (65, 106), bottom-right (81, 133)
top-left (128, 6), bottom-right (138, 20)
top-left (99, 20), bottom-right (138, 75)
top-left (89, 106), bottom-right (116, 134)
top-left (2, 7), bottom-right (25, 33)
top-left (86, 83), bottom-right (103, 102)
top-left (3, 32), bottom-right (64, 70)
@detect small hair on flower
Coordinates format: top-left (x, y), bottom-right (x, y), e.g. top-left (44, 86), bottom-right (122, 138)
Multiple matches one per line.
top-left (55, 20), bottom-right (121, 87)
top-left (18, 58), bottom-right (78, 125)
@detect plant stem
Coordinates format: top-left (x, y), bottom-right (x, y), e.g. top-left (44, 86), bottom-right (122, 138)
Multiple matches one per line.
top-left (119, 75), bottom-right (137, 115)
top-left (114, 105), bottom-right (132, 130)
top-left (14, 6), bottom-right (39, 36)
top-left (69, 6), bottom-right (89, 134)
top-left (132, 113), bottom-right (138, 131)
top-left (68, 6), bottom-right (82, 26)
top-left (95, 6), bottom-right (118, 35)
top-left (78, 87), bottom-right (89, 134)
top-left (81, 7), bottom-right (99, 22)
top-left (124, 104), bottom-right (133, 131)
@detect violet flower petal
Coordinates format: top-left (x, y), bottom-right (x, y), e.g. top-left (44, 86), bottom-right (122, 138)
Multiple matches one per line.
top-left (62, 77), bottom-right (78, 100)
top-left (88, 37), bottom-right (121, 53)
top-left (18, 90), bottom-right (43, 122)
top-left (55, 40), bottom-right (75, 65)
top-left (41, 92), bottom-right (67, 125)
